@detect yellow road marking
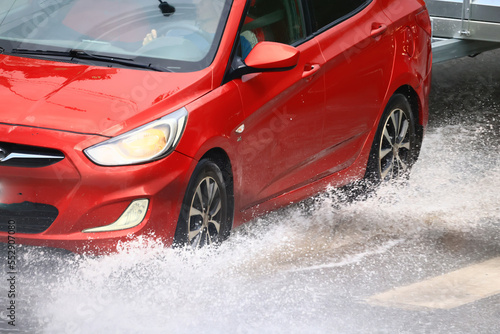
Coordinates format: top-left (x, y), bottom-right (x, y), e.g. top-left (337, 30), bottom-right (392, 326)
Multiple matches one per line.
top-left (366, 257), bottom-right (500, 310)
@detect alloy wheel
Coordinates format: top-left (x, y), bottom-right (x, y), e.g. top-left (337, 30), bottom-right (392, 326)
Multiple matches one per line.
top-left (187, 176), bottom-right (223, 248)
top-left (378, 108), bottom-right (412, 180)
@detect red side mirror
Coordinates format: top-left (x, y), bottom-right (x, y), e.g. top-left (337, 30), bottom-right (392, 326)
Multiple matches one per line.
top-left (245, 42), bottom-right (300, 70)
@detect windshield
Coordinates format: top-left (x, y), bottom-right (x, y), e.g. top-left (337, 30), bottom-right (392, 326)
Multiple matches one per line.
top-left (0, 0), bottom-right (231, 72)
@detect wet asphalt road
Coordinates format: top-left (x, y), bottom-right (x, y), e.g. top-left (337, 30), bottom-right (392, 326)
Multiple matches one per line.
top-left (0, 49), bottom-right (499, 333)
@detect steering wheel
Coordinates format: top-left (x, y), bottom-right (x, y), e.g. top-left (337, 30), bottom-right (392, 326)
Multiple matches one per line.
top-left (161, 22), bottom-right (212, 41)
top-left (138, 21), bottom-right (212, 54)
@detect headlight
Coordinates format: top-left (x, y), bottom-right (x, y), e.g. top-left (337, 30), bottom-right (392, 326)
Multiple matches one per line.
top-left (84, 107), bottom-right (187, 166)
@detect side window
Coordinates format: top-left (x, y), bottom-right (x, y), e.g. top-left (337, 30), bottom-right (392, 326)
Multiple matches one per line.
top-left (239, 0), bottom-right (306, 58)
top-left (308, 0), bottom-right (369, 32)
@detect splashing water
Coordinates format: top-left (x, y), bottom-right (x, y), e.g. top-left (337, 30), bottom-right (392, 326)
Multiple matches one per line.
top-left (2, 52), bottom-right (500, 334)
top-left (1, 112), bottom-right (494, 334)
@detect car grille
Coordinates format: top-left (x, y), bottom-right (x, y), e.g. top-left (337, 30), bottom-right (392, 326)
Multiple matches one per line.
top-left (0, 202), bottom-right (59, 234)
top-left (0, 142), bottom-right (65, 168)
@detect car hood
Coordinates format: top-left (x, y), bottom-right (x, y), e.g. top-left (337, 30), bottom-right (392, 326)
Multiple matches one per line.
top-left (0, 55), bottom-right (212, 137)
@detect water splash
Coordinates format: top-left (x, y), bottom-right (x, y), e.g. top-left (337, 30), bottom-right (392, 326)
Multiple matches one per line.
top-left (4, 116), bottom-right (494, 334)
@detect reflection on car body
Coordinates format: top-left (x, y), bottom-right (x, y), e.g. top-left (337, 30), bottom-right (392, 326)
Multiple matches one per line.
top-left (0, 0), bottom-right (432, 252)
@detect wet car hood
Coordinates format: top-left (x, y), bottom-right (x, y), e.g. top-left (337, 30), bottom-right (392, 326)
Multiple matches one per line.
top-left (0, 55), bottom-right (212, 137)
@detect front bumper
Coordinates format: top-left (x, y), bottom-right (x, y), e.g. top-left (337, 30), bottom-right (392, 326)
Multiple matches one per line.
top-left (0, 124), bottom-right (194, 253)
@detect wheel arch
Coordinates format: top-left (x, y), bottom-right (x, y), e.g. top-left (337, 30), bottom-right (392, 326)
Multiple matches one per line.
top-left (200, 148), bottom-right (233, 190)
top-left (199, 147), bottom-right (235, 228)
top-left (393, 85), bottom-right (424, 157)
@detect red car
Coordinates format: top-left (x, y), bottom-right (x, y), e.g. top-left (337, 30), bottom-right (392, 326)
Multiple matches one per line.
top-left (0, 0), bottom-right (432, 252)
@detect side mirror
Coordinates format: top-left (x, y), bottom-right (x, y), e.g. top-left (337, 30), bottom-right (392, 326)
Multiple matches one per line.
top-left (245, 42), bottom-right (300, 70)
top-left (228, 41), bottom-right (300, 80)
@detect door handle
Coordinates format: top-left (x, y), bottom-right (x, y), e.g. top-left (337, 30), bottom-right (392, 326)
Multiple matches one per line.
top-left (302, 64), bottom-right (321, 79)
top-left (370, 23), bottom-right (387, 38)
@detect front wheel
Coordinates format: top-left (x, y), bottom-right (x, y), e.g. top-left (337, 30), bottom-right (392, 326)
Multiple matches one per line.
top-left (174, 159), bottom-right (232, 248)
top-left (365, 94), bottom-right (418, 183)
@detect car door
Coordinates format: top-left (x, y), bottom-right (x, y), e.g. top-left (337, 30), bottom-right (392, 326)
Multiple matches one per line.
top-left (233, 0), bottom-right (327, 210)
top-left (309, 0), bottom-right (395, 172)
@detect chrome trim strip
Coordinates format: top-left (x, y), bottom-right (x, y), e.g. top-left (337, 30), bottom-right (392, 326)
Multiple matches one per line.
top-left (0, 152), bottom-right (64, 162)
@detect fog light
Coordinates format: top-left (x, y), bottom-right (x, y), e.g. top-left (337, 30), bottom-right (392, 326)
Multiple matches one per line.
top-left (83, 199), bottom-right (149, 233)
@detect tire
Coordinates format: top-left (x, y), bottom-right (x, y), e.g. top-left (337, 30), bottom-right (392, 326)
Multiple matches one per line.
top-left (174, 159), bottom-right (232, 248)
top-left (365, 94), bottom-right (418, 184)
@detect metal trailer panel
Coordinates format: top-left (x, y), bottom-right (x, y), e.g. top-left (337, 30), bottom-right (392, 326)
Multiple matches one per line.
top-left (432, 17), bottom-right (500, 42)
top-left (425, 0), bottom-right (500, 63)
top-left (426, 0), bottom-right (500, 23)
top-left (431, 38), bottom-right (500, 63)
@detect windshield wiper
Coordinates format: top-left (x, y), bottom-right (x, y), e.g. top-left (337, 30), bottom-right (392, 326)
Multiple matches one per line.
top-left (11, 48), bottom-right (171, 72)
